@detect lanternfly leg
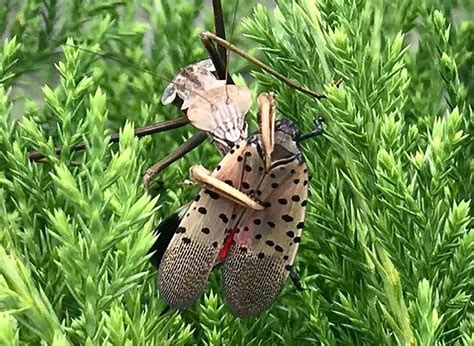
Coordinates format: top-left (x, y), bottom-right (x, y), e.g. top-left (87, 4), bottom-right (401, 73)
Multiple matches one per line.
top-left (189, 165), bottom-right (264, 210)
top-left (297, 117), bottom-right (325, 142)
top-left (200, 31), bottom-right (329, 100)
top-left (28, 117), bottom-right (190, 162)
top-left (289, 267), bottom-right (305, 292)
top-left (143, 130), bottom-right (208, 190)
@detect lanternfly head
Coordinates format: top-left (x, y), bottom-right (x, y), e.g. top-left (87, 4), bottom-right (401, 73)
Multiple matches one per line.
top-left (270, 119), bottom-right (302, 162)
top-left (275, 117), bottom-right (325, 145)
top-left (269, 117), bottom-right (325, 164)
top-left (275, 119), bottom-right (301, 141)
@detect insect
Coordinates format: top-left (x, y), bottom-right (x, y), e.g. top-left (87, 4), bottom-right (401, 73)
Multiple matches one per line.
top-left (26, 1), bottom-right (333, 316)
top-left (26, 1), bottom-right (332, 192)
top-left (153, 92), bottom-right (325, 318)
top-left (142, 58), bottom-right (252, 189)
top-left (147, 1), bottom-right (334, 315)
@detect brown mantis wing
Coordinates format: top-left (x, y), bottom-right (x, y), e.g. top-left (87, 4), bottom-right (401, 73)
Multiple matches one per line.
top-left (161, 59), bottom-right (227, 110)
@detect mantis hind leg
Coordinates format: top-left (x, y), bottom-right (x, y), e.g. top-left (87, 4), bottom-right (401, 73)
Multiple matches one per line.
top-left (28, 117), bottom-right (190, 162)
top-left (143, 131), bottom-right (208, 190)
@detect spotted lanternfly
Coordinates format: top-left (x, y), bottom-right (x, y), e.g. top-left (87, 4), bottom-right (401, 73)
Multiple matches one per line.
top-left (154, 93), bottom-right (324, 318)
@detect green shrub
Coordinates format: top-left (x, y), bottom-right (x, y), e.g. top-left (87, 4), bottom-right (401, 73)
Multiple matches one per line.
top-left (0, 0), bottom-right (472, 344)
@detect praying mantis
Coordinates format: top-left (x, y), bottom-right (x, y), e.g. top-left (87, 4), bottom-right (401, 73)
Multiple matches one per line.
top-left (26, 0), bottom-right (338, 317)
top-left (27, 0), bottom-right (335, 191)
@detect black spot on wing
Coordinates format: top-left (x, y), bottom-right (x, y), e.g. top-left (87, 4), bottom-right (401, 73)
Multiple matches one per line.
top-left (176, 226), bottom-right (186, 234)
top-left (219, 214), bottom-right (229, 223)
top-left (204, 189), bottom-right (220, 200)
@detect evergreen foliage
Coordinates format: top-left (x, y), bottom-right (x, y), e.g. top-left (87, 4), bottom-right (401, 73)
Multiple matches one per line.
top-left (0, 0), bottom-right (472, 344)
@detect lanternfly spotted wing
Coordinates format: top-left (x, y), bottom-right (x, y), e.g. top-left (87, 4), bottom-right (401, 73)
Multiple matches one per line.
top-left (156, 141), bottom-right (251, 308)
top-left (154, 93), bottom-right (318, 318)
top-left (221, 118), bottom-right (309, 318)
